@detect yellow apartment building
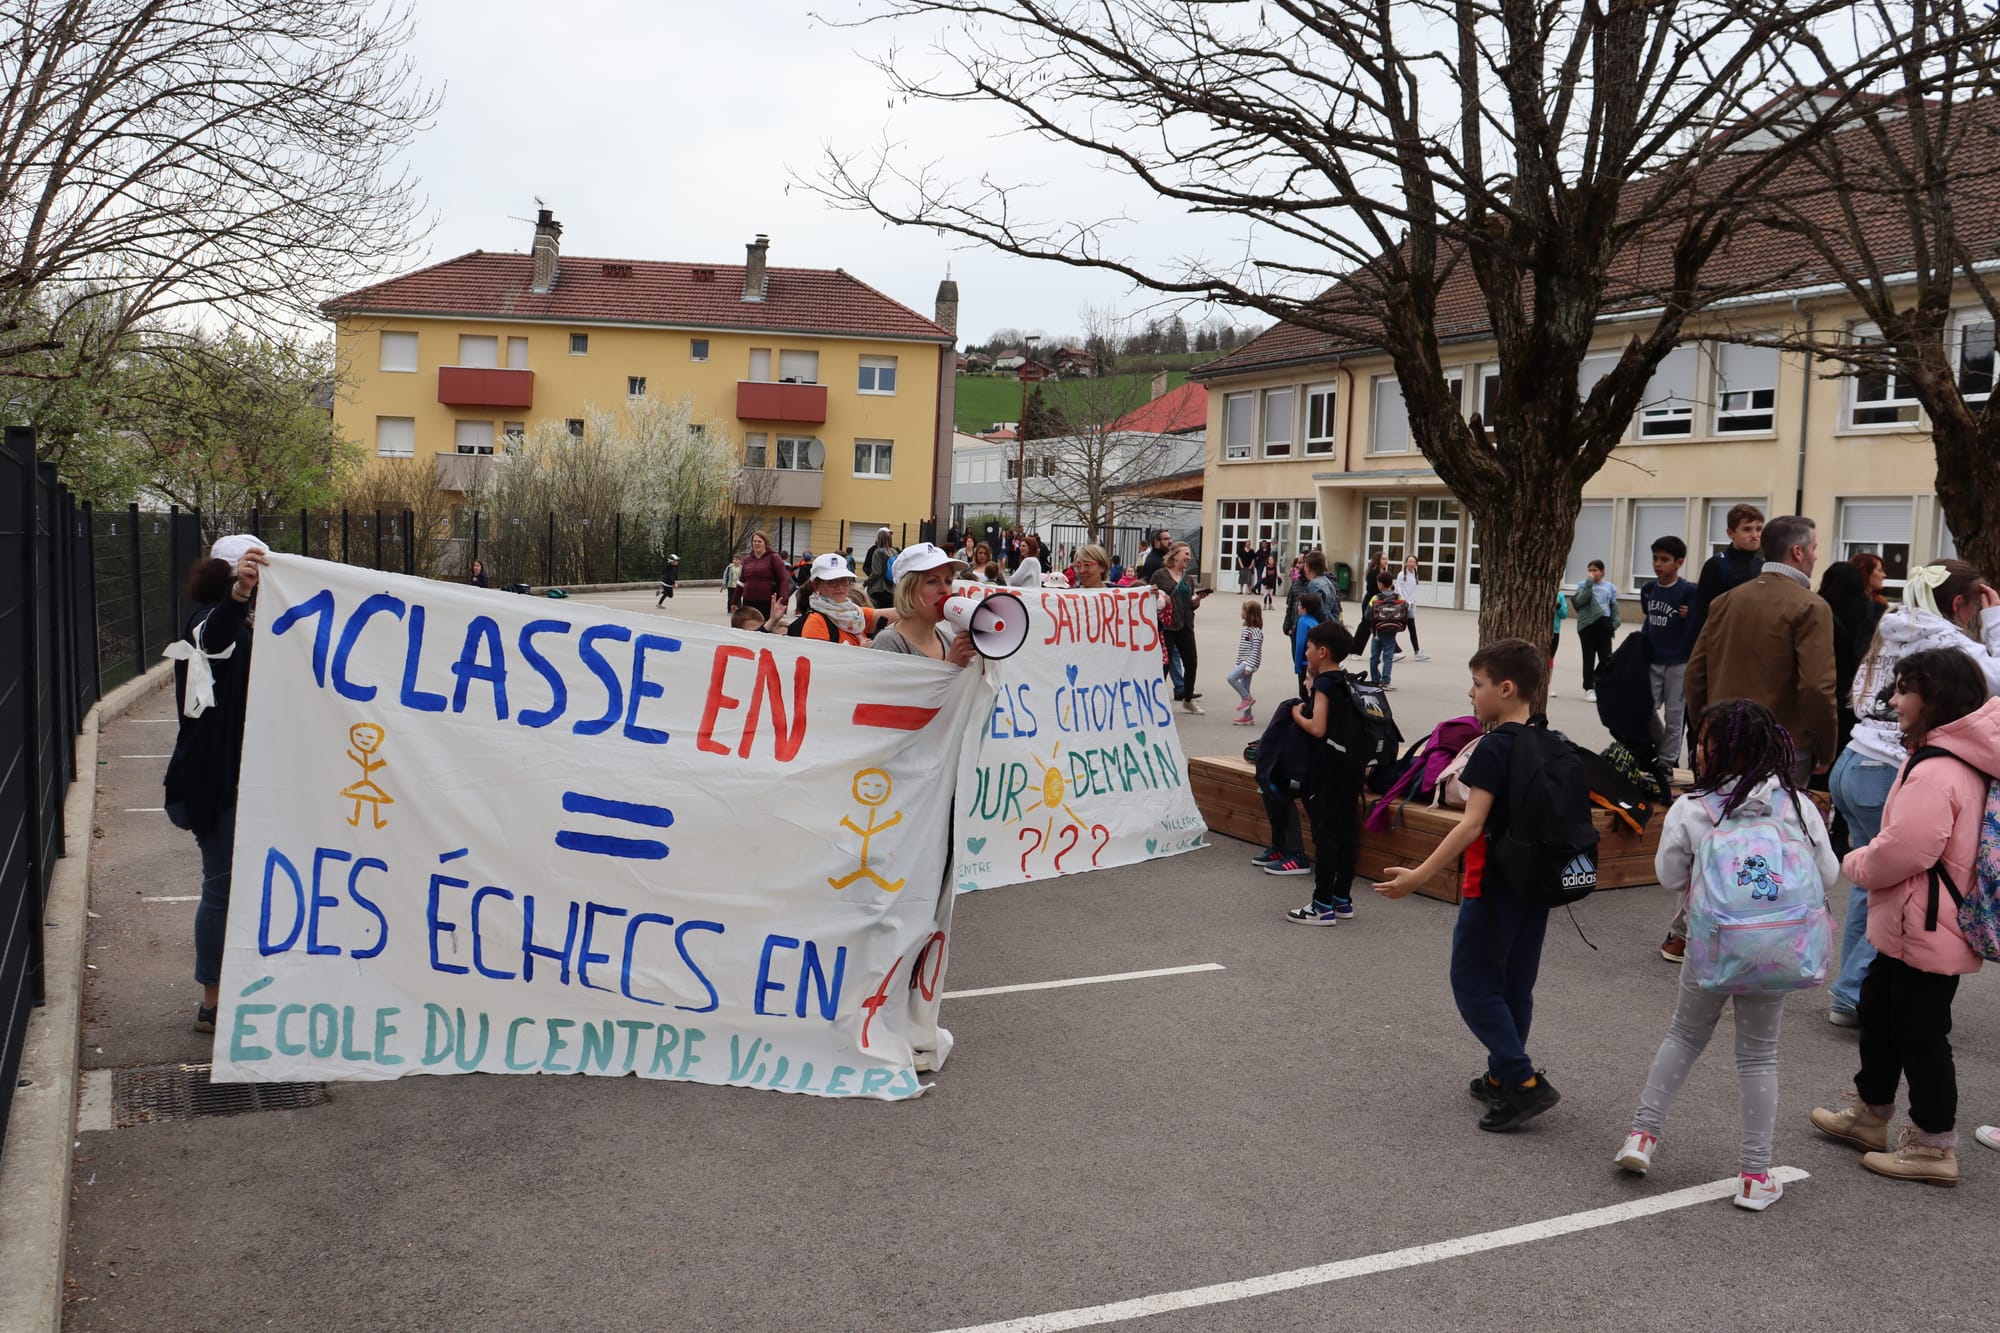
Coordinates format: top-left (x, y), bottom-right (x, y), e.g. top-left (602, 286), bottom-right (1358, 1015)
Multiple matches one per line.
top-left (1192, 285), bottom-right (1990, 613)
top-left (323, 211), bottom-right (959, 557)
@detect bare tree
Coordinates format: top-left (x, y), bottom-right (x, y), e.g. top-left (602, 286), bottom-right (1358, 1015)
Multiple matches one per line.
top-left (0, 0), bottom-right (437, 392)
top-left (814, 1), bottom-right (1998, 650)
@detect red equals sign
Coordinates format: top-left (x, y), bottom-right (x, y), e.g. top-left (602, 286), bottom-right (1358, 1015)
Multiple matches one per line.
top-left (851, 703), bottom-right (939, 731)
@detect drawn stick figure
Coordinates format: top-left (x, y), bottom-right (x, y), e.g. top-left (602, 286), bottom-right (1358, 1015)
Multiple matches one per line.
top-left (829, 768), bottom-right (905, 891)
top-left (339, 722), bottom-right (395, 830)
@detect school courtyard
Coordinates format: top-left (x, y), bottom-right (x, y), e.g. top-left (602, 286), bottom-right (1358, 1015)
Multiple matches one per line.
top-left (56, 590), bottom-right (2000, 1331)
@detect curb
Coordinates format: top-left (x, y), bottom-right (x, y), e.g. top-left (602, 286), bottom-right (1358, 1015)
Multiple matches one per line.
top-left (520, 579), bottom-right (722, 596)
top-left (0, 661), bottom-right (170, 1333)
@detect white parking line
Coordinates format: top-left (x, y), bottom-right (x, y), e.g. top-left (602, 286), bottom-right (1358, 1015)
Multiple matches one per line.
top-left (140, 895), bottom-right (199, 903)
top-left (945, 964), bottom-right (1224, 1000)
top-left (122, 807), bottom-right (164, 813)
top-left (119, 754), bottom-right (172, 759)
top-left (935, 1167), bottom-right (1810, 1332)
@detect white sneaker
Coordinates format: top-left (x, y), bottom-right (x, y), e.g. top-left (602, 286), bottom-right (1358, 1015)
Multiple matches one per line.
top-left (1583, 689), bottom-right (1598, 702)
top-left (1733, 1172), bottom-right (1784, 1211)
top-left (1976, 1125), bottom-right (2000, 1152)
top-left (1182, 698), bottom-right (1204, 716)
top-left (1614, 1130), bottom-right (1656, 1174)
top-left (1414, 652), bottom-right (1432, 662)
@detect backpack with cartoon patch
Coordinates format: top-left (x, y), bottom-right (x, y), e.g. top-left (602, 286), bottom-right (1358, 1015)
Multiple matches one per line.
top-left (1901, 747), bottom-right (2000, 963)
top-left (1685, 787), bottom-right (1832, 993)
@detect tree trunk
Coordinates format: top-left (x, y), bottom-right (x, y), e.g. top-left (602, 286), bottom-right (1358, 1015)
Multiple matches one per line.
top-left (1932, 416), bottom-right (2000, 581)
top-left (1465, 476), bottom-right (1585, 709)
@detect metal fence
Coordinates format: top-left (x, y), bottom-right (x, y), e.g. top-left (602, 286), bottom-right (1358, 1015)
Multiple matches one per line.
top-left (1045, 523), bottom-right (1205, 574)
top-left (2, 427), bottom-right (96, 1164)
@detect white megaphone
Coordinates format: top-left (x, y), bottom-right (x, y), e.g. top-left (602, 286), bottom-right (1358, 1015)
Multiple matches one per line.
top-left (940, 590), bottom-right (1030, 660)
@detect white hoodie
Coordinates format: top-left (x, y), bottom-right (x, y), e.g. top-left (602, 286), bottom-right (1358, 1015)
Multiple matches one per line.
top-left (1848, 604), bottom-right (2000, 766)
top-left (1395, 568), bottom-right (1419, 604)
top-left (1655, 775), bottom-right (1840, 897)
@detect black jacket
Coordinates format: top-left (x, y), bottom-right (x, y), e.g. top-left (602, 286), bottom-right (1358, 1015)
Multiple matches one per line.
top-left (1690, 546), bottom-right (1764, 644)
top-left (162, 595), bottom-right (254, 837)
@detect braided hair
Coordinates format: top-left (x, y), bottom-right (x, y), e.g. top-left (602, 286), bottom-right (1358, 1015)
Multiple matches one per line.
top-left (1691, 699), bottom-right (1800, 822)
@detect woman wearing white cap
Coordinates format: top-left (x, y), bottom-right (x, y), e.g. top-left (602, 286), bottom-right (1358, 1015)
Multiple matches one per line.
top-left (791, 553), bottom-right (899, 646)
top-left (872, 543), bottom-right (978, 666)
top-left (161, 534), bottom-right (269, 1033)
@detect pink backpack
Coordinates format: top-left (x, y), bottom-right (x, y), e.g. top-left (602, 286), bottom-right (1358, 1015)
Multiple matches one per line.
top-left (1366, 715), bottom-right (1482, 830)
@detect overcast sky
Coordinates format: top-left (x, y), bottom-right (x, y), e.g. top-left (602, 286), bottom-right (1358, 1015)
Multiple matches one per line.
top-left (390, 0), bottom-right (1253, 346)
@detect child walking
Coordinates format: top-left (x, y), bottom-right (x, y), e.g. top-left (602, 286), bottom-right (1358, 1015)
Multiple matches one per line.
top-left (1283, 621), bottom-right (1363, 923)
top-left (1227, 600), bottom-right (1264, 726)
top-left (1374, 638), bottom-right (1568, 1131)
top-left (1810, 647), bottom-right (2000, 1186)
top-left (1615, 699), bottom-right (1839, 1211)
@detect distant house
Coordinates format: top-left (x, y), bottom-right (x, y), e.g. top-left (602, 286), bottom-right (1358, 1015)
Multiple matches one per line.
top-left (1051, 346), bottom-right (1100, 378)
top-left (964, 349), bottom-right (995, 374)
top-left (992, 350), bottom-right (1027, 372)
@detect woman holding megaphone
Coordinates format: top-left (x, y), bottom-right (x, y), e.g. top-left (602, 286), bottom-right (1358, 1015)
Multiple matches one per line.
top-left (872, 543), bottom-right (979, 667)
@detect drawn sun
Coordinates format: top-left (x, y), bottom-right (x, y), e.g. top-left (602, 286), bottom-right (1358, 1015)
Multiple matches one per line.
top-left (1021, 743), bottom-right (1088, 828)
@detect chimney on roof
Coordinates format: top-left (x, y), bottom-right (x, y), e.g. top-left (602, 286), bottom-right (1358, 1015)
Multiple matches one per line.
top-left (742, 234), bottom-right (769, 303)
top-left (1151, 371), bottom-right (1168, 401)
top-left (934, 271), bottom-right (959, 339)
top-left (530, 208), bottom-right (562, 293)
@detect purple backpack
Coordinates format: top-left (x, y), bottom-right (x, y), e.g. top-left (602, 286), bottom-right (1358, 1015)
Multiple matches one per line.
top-left (1366, 715), bottom-right (1482, 831)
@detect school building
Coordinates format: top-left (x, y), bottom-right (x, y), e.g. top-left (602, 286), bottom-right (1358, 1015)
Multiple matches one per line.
top-left (1191, 270), bottom-right (1986, 610)
top-left (322, 210), bottom-right (959, 555)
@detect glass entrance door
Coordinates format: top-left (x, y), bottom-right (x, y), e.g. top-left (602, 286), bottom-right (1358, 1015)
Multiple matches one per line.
top-left (1364, 498), bottom-right (1408, 570)
top-left (1256, 500), bottom-right (1294, 558)
top-left (1464, 516), bottom-right (1481, 612)
top-left (1414, 498), bottom-right (1461, 607)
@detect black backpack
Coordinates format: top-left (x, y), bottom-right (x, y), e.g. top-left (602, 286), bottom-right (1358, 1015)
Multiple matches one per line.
top-left (1322, 672), bottom-right (1402, 780)
top-left (786, 610), bottom-right (839, 640)
top-left (1252, 699), bottom-right (1315, 794)
top-left (1489, 722), bottom-right (1600, 907)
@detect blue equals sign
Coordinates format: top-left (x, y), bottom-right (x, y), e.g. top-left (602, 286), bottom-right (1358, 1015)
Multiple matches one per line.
top-left (555, 792), bottom-right (674, 860)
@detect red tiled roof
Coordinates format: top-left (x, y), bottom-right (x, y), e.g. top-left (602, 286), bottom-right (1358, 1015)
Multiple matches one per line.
top-left (1195, 96), bottom-right (2000, 381)
top-left (1109, 381), bottom-right (1208, 434)
top-left (324, 250), bottom-right (952, 343)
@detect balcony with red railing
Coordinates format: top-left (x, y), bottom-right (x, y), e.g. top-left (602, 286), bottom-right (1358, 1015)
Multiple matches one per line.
top-left (735, 380), bottom-right (827, 424)
top-left (438, 366), bottom-right (534, 410)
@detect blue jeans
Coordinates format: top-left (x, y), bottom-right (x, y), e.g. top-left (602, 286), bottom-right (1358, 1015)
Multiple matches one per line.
top-left (192, 803), bottom-right (237, 986)
top-left (1830, 749), bottom-right (1895, 1013)
top-left (1369, 634), bottom-right (1395, 685)
top-left (1449, 890), bottom-right (1552, 1086)
top-left (1167, 640), bottom-right (1186, 697)
top-left (1226, 663), bottom-right (1254, 704)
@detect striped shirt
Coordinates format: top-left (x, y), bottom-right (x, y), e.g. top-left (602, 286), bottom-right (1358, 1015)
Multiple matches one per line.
top-left (1236, 626), bottom-right (1263, 673)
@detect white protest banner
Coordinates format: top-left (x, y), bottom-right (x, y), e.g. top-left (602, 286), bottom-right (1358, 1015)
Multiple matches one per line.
top-left (953, 583), bottom-right (1207, 891)
top-left (214, 555), bottom-right (987, 1099)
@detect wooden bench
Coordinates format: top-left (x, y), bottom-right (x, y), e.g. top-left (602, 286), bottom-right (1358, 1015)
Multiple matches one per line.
top-left (1188, 754), bottom-right (1668, 905)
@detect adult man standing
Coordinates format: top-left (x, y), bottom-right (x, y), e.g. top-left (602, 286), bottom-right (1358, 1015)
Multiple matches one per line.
top-left (1682, 515), bottom-right (1837, 785)
top-left (1689, 503), bottom-right (1765, 643)
top-left (1139, 528), bottom-right (1174, 582)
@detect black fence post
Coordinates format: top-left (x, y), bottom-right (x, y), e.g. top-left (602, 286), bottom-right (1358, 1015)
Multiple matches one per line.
top-left (374, 510), bottom-right (383, 570)
top-left (12, 429), bottom-right (49, 1008)
top-left (545, 512), bottom-right (555, 587)
top-left (471, 509), bottom-right (481, 573)
top-left (613, 514), bottom-right (622, 583)
top-left (81, 500), bottom-right (100, 702)
top-left (127, 501), bottom-right (144, 681)
top-left (250, 508), bottom-right (261, 542)
top-left (342, 508), bottom-right (351, 564)
top-left (168, 504), bottom-right (181, 635)
top-left (300, 507), bottom-right (309, 557)
top-left (403, 509), bottom-right (414, 577)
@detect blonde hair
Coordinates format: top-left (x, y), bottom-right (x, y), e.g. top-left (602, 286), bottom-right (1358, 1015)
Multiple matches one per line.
top-left (1165, 540), bottom-right (1191, 565)
top-left (1241, 600), bottom-right (1263, 628)
top-left (894, 565), bottom-right (960, 619)
top-left (1074, 544), bottom-right (1110, 581)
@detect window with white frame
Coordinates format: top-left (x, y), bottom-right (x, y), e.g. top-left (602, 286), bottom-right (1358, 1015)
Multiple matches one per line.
top-left (775, 436), bottom-right (821, 470)
top-left (1629, 500), bottom-right (1687, 588)
top-left (1222, 392), bottom-right (1253, 460)
top-left (1713, 340), bottom-right (1778, 433)
top-left (1705, 497), bottom-right (1767, 555)
top-left (1297, 499), bottom-right (1321, 553)
top-left (1639, 346), bottom-right (1697, 437)
top-left (502, 422), bottom-right (524, 453)
top-left (506, 337), bottom-right (528, 370)
top-left (778, 350), bottom-right (820, 384)
top-left (1370, 376), bottom-right (1410, 453)
top-left (566, 418), bottom-right (584, 439)
top-left (1840, 498), bottom-right (1913, 584)
top-left (953, 458), bottom-right (971, 485)
top-left (854, 439), bottom-right (893, 477)
top-left (1256, 499), bottom-right (1294, 554)
top-left (1939, 511), bottom-right (1960, 560)
top-left (1305, 384), bottom-right (1337, 455)
top-left (1959, 315), bottom-right (1994, 401)
top-left (858, 355), bottom-right (898, 394)
top-left (748, 348), bottom-right (772, 382)
top-left (457, 334), bottom-right (498, 369)
top-left (1261, 387), bottom-right (1295, 457)
top-left (1849, 325), bottom-right (1920, 426)
top-left (1478, 366), bottom-right (1501, 425)
top-left (627, 376), bottom-right (647, 398)
top-left (690, 338), bottom-right (709, 362)
top-left (569, 333), bottom-right (589, 355)
top-left (1218, 501), bottom-right (1252, 570)
top-left (455, 421), bottom-right (495, 456)
top-left (375, 416), bottom-right (415, 458)
top-left (745, 432), bottom-right (769, 468)
top-left (379, 331), bottom-right (418, 373)
top-left (1564, 500), bottom-right (1615, 585)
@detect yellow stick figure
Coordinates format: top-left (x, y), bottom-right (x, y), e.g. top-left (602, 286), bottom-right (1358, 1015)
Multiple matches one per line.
top-left (829, 767), bottom-right (905, 891)
top-left (340, 722), bottom-right (395, 830)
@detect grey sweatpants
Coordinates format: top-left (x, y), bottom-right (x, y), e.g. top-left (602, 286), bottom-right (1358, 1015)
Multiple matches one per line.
top-left (1632, 964), bottom-right (1786, 1173)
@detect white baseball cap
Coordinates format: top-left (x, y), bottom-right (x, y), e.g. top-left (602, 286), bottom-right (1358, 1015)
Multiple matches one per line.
top-left (208, 534), bottom-right (270, 569)
top-left (810, 552), bottom-right (855, 582)
top-left (891, 542), bottom-right (968, 580)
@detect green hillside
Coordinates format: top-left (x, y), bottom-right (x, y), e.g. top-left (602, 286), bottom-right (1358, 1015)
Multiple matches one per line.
top-left (953, 368), bottom-right (1195, 435)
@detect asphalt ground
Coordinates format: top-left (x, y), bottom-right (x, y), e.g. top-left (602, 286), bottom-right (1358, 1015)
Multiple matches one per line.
top-left (63, 587), bottom-right (2000, 1331)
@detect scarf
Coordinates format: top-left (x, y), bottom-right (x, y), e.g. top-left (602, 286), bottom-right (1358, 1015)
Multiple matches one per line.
top-left (810, 592), bottom-right (868, 639)
top-left (1906, 563), bottom-right (1953, 617)
top-left (161, 612), bottom-right (236, 717)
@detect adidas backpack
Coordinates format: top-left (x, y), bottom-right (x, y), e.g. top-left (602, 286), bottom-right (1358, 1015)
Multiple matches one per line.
top-left (1488, 722), bottom-right (1599, 908)
top-left (1685, 788), bottom-right (1833, 993)
top-left (1902, 747), bottom-right (2000, 963)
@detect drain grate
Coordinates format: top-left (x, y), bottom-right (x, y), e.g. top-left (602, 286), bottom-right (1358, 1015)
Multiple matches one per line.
top-left (110, 1063), bottom-right (329, 1127)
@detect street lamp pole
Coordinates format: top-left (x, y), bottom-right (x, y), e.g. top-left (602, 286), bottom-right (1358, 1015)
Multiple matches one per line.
top-left (1017, 334), bottom-right (1040, 529)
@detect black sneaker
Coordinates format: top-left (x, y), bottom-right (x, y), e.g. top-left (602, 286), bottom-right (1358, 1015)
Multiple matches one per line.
top-left (195, 1005), bottom-right (217, 1033)
top-left (1478, 1072), bottom-right (1560, 1132)
top-left (1249, 847), bottom-right (1284, 867)
top-left (1468, 1072), bottom-right (1502, 1103)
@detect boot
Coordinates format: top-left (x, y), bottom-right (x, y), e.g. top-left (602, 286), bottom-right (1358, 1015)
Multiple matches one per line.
top-left (1810, 1091), bottom-right (1892, 1153)
top-left (1862, 1126), bottom-right (1959, 1187)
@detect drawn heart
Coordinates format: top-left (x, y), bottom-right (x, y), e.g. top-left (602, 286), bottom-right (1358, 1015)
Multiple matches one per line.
top-left (1134, 731), bottom-right (1147, 748)
top-left (956, 882), bottom-right (978, 894)
top-left (966, 836), bottom-right (987, 854)
top-left (1145, 837), bottom-right (1159, 854)
top-left (1066, 664), bottom-right (1080, 685)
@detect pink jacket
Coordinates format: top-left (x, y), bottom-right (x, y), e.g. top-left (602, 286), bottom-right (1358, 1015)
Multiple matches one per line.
top-left (1844, 696), bottom-right (2000, 977)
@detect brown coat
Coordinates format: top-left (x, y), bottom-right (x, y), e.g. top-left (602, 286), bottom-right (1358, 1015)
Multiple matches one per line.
top-left (1683, 567), bottom-right (1839, 768)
